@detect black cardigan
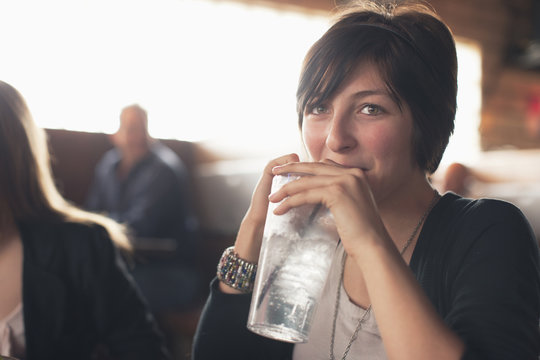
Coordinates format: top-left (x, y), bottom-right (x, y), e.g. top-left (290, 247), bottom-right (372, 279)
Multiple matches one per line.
top-left (192, 193), bottom-right (540, 360)
top-left (18, 220), bottom-right (170, 360)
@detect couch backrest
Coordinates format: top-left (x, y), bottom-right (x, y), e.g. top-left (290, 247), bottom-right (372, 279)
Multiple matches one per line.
top-left (45, 128), bottom-right (197, 206)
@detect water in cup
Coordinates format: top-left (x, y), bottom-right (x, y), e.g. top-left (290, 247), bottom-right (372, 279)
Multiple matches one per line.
top-left (247, 173), bottom-right (339, 343)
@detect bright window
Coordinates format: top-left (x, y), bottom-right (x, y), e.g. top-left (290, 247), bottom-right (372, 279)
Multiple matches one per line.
top-left (440, 38), bottom-right (482, 167)
top-left (0, 0), bottom-right (480, 163)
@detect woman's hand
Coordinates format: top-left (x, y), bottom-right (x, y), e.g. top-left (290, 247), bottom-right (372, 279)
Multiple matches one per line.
top-left (269, 159), bottom-right (388, 262)
top-left (219, 154), bottom-right (300, 294)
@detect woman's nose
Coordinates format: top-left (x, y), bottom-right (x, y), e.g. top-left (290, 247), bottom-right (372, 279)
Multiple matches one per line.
top-left (325, 113), bottom-right (357, 153)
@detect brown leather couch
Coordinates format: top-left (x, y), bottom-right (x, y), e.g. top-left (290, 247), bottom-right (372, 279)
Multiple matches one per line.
top-left (46, 128), bottom-right (198, 207)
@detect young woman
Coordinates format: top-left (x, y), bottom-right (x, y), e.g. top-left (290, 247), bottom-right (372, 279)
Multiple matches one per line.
top-left (0, 80), bottom-right (170, 359)
top-left (193, 1), bottom-right (540, 359)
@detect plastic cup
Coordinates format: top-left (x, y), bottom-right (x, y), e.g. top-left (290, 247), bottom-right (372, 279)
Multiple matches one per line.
top-left (247, 173), bottom-right (339, 343)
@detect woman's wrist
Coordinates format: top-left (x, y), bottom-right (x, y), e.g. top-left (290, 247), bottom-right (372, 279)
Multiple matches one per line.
top-left (345, 227), bottom-right (396, 269)
top-left (217, 214), bottom-right (265, 294)
top-left (234, 214), bottom-right (265, 263)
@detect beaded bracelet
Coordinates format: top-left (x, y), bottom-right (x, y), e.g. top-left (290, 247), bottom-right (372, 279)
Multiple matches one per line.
top-left (217, 246), bottom-right (258, 293)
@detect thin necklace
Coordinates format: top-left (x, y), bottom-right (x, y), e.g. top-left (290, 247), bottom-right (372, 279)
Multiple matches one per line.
top-left (329, 190), bottom-right (440, 360)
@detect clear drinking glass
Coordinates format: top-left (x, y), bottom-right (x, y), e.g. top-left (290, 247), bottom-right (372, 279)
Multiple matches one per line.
top-left (247, 173), bottom-right (339, 343)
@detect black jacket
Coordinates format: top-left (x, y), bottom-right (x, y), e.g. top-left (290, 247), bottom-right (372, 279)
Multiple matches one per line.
top-left (19, 220), bottom-right (170, 360)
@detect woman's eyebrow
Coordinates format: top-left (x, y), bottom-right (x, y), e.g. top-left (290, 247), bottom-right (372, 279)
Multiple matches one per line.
top-left (305, 89), bottom-right (391, 110)
top-left (351, 89), bottom-right (390, 98)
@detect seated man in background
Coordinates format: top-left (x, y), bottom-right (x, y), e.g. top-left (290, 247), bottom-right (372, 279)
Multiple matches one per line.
top-left (86, 104), bottom-right (201, 313)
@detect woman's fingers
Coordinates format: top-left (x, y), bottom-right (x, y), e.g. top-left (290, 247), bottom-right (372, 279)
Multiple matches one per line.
top-left (271, 171), bottom-right (368, 213)
top-left (233, 153), bottom-right (301, 263)
top-left (272, 159), bottom-right (348, 177)
top-left (269, 165), bottom-right (367, 205)
top-left (268, 162), bottom-right (382, 254)
top-left (248, 153), bottom-right (301, 221)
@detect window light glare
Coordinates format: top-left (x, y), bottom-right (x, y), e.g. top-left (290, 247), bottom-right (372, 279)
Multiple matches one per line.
top-left (0, 0), bottom-right (479, 163)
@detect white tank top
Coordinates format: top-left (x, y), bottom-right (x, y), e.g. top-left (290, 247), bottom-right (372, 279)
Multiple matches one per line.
top-left (0, 303), bottom-right (26, 359)
top-left (293, 245), bottom-right (388, 360)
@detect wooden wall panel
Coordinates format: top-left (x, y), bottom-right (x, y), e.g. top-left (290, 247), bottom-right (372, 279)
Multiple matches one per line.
top-left (428, 0), bottom-right (540, 149)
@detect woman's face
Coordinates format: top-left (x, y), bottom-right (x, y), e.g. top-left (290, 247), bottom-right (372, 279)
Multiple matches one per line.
top-left (302, 62), bottom-right (420, 201)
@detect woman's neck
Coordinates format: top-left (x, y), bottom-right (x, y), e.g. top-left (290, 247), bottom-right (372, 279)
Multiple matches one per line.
top-left (0, 212), bottom-right (23, 320)
top-left (377, 176), bottom-right (437, 241)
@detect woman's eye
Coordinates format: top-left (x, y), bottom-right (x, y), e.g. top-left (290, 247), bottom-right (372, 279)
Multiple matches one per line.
top-left (360, 104), bottom-right (382, 115)
top-left (311, 105), bottom-right (328, 115)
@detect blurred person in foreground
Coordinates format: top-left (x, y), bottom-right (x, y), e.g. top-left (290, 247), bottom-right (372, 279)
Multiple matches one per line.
top-left (86, 104), bottom-right (200, 313)
top-left (0, 80), bottom-right (170, 359)
top-left (192, 1), bottom-right (540, 359)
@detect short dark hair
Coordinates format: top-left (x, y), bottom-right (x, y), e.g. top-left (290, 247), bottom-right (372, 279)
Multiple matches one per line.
top-left (296, 1), bottom-right (457, 173)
